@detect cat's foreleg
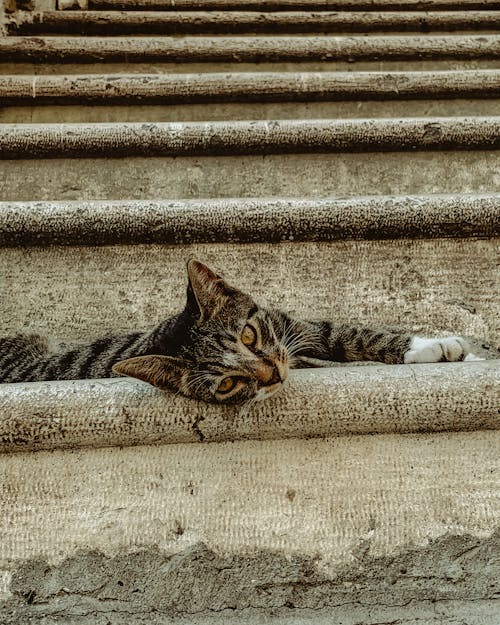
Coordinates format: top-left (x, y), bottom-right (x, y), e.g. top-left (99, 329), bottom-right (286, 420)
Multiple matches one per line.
top-left (282, 317), bottom-right (474, 365)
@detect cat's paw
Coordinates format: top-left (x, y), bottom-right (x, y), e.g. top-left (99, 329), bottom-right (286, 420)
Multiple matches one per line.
top-left (464, 353), bottom-right (485, 362)
top-left (404, 336), bottom-right (469, 364)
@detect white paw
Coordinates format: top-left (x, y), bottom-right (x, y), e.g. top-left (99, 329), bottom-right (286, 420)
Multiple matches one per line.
top-left (404, 336), bottom-right (469, 364)
top-left (464, 353), bottom-right (485, 362)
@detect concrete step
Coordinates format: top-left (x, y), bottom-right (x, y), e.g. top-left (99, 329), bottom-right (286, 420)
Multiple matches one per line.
top-left (1, 35), bottom-right (499, 63)
top-left (1, 151), bottom-right (498, 199)
top-left (76, 0), bottom-right (500, 10)
top-left (5, 100), bottom-right (500, 122)
top-left (9, 10), bottom-right (500, 35)
top-left (1, 235), bottom-right (497, 346)
top-left (3, 70), bottom-right (499, 104)
top-left (2, 194), bottom-right (498, 246)
top-left (1, 118), bottom-right (499, 159)
top-left (4, 60), bottom-right (499, 75)
top-left (2, 70), bottom-right (499, 122)
top-left (1, 430), bottom-right (499, 618)
top-left (1, 361), bottom-right (498, 454)
top-left (0, 7), bottom-right (498, 620)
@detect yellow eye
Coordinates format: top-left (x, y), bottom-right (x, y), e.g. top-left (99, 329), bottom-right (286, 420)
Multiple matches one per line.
top-left (217, 377), bottom-right (236, 394)
top-left (241, 324), bottom-right (257, 348)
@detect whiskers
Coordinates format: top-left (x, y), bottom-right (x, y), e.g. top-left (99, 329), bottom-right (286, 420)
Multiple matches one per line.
top-left (278, 317), bottom-right (323, 365)
top-left (237, 394), bottom-right (259, 420)
top-left (187, 370), bottom-right (214, 398)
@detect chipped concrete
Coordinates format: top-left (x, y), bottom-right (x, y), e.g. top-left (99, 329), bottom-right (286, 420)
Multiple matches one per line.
top-left (1, 532), bottom-right (499, 623)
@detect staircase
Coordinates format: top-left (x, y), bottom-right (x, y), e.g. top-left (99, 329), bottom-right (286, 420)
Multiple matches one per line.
top-left (0, 1), bottom-right (499, 623)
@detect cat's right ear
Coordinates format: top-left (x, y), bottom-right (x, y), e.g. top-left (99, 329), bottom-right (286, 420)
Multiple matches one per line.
top-left (185, 259), bottom-right (232, 323)
top-left (112, 355), bottom-right (187, 392)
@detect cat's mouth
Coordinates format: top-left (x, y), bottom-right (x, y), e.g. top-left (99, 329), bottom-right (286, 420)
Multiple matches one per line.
top-left (255, 382), bottom-right (284, 402)
top-left (255, 361), bottom-right (288, 401)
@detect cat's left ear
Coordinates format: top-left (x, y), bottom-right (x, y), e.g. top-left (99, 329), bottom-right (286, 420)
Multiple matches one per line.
top-left (186, 259), bottom-right (233, 323)
top-left (112, 355), bottom-right (187, 392)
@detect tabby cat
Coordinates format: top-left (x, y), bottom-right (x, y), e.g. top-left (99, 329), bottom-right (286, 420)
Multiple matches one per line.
top-left (1, 260), bottom-right (473, 404)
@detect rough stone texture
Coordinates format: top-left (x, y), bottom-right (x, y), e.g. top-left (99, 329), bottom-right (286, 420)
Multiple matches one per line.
top-left (1, 35), bottom-right (499, 63)
top-left (3, 59), bottom-right (499, 75)
top-left (1, 531), bottom-right (499, 623)
top-left (2, 70), bottom-right (499, 105)
top-left (1, 195), bottom-right (498, 246)
top-left (85, 0), bottom-right (500, 10)
top-left (1, 151), bottom-right (499, 200)
top-left (11, 10), bottom-right (500, 35)
top-left (1, 238), bottom-right (498, 342)
top-left (2, 361), bottom-right (499, 453)
top-left (1, 8), bottom-right (499, 623)
top-left (1, 118), bottom-right (500, 159)
top-left (4, 99), bottom-right (500, 123)
top-left (0, 432), bottom-right (498, 603)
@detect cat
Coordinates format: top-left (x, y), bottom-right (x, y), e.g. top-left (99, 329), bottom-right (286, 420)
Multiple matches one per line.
top-left (0, 259), bottom-right (474, 404)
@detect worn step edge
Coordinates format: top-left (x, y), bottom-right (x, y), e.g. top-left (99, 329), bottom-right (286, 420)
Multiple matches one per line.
top-left (1, 361), bottom-right (498, 454)
top-left (1, 35), bottom-right (499, 62)
top-left (80, 0), bottom-right (500, 11)
top-left (10, 10), bottom-right (500, 35)
top-left (2, 70), bottom-right (500, 105)
top-left (1, 194), bottom-right (499, 247)
top-left (1, 118), bottom-right (499, 159)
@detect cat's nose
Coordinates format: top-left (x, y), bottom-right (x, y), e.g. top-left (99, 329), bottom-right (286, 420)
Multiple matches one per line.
top-left (255, 360), bottom-right (283, 386)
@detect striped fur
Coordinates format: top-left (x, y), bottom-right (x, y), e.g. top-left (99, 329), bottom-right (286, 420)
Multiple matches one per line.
top-left (0, 260), bottom-right (469, 404)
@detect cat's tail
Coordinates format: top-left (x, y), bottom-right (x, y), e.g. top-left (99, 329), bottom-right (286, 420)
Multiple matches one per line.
top-left (0, 334), bottom-right (49, 382)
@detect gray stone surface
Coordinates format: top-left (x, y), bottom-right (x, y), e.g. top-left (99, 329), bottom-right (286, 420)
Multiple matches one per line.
top-left (3, 59), bottom-right (500, 74)
top-left (4, 100), bottom-right (500, 123)
top-left (1, 360), bottom-right (498, 453)
top-left (82, 0), bottom-right (500, 10)
top-left (2, 239), bottom-right (498, 342)
top-left (1, 70), bottom-right (499, 104)
top-left (1, 195), bottom-right (498, 246)
top-left (10, 9), bottom-right (500, 35)
top-left (1, 118), bottom-right (500, 159)
top-left (1, 532), bottom-right (499, 623)
top-left (1, 34), bottom-right (499, 63)
top-left (1, 151), bottom-right (498, 200)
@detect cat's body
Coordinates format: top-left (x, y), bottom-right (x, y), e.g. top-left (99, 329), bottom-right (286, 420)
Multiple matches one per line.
top-left (1, 260), bottom-right (472, 404)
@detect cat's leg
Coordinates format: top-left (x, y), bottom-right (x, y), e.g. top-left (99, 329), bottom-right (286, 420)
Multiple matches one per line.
top-left (278, 314), bottom-right (477, 365)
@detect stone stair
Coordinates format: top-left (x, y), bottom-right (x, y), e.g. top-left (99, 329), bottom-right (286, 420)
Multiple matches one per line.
top-left (0, 1), bottom-right (499, 623)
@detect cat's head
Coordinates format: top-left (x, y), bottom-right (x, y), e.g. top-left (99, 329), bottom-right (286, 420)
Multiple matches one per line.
top-left (112, 260), bottom-right (289, 404)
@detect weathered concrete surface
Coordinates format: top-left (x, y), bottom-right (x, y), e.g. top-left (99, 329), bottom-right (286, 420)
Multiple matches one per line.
top-left (4, 59), bottom-right (499, 75)
top-left (1, 239), bottom-right (498, 343)
top-left (0, 58), bottom-right (498, 76)
top-left (4, 99), bottom-right (500, 123)
top-left (0, 432), bottom-right (498, 606)
top-left (11, 10), bottom-right (500, 35)
top-left (3, 604), bottom-right (500, 625)
top-left (1, 151), bottom-right (498, 199)
top-left (85, 0), bottom-right (500, 9)
top-left (1, 118), bottom-right (500, 159)
top-left (1, 35), bottom-right (499, 63)
top-left (1, 532), bottom-right (499, 623)
top-left (1, 195), bottom-right (498, 246)
top-left (2, 361), bottom-right (499, 453)
top-left (2, 70), bottom-right (499, 104)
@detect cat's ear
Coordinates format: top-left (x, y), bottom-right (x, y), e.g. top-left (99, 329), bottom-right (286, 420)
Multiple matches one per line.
top-left (186, 259), bottom-right (232, 323)
top-left (112, 355), bottom-right (187, 391)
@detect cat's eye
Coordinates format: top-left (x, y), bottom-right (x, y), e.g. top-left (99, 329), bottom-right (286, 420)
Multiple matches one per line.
top-left (241, 324), bottom-right (257, 348)
top-left (217, 377), bottom-right (236, 394)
